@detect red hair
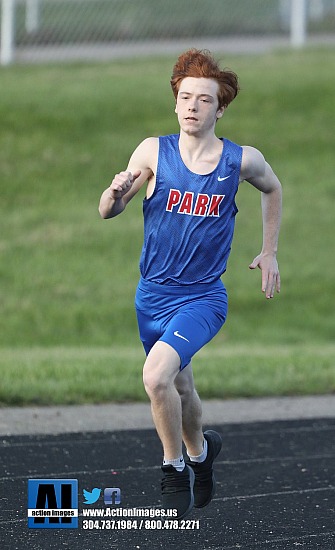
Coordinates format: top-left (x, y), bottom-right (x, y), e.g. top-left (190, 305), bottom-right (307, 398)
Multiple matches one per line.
top-left (171, 49), bottom-right (239, 109)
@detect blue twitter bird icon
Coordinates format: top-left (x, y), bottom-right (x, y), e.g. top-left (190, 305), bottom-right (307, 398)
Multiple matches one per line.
top-left (83, 488), bottom-right (101, 504)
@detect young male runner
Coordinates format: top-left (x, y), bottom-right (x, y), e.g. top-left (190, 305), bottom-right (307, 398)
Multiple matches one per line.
top-left (99, 49), bottom-right (282, 519)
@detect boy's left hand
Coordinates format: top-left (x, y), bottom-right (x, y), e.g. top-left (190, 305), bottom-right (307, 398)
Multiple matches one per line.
top-left (249, 253), bottom-right (280, 299)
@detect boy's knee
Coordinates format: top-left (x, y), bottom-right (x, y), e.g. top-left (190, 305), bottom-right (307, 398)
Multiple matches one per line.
top-left (175, 381), bottom-right (193, 401)
top-left (142, 342), bottom-right (180, 397)
top-left (143, 362), bottom-right (169, 397)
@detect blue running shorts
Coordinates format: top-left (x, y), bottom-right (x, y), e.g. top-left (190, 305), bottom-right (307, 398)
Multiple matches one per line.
top-left (135, 277), bottom-right (228, 370)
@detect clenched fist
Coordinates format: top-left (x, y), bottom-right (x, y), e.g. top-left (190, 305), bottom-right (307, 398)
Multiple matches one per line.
top-left (109, 170), bottom-right (141, 200)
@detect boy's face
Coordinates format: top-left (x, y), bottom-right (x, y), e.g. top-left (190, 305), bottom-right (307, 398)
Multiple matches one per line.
top-left (175, 77), bottom-right (224, 135)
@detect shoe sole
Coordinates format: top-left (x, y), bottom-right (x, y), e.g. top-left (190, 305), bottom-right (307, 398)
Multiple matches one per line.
top-left (194, 430), bottom-right (222, 509)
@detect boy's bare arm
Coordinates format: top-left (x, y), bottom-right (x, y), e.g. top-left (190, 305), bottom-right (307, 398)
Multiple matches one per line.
top-left (241, 146), bottom-right (282, 299)
top-left (98, 137), bottom-right (158, 219)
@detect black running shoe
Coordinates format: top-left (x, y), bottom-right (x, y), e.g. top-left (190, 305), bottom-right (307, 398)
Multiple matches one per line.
top-left (186, 430), bottom-right (222, 508)
top-left (161, 464), bottom-right (194, 519)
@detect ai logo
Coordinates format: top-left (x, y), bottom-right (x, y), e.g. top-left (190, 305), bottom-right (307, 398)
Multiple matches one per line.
top-left (28, 479), bottom-right (78, 529)
top-left (104, 487), bottom-right (121, 505)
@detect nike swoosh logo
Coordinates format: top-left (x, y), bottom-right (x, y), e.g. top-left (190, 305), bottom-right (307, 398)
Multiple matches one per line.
top-left (173, 331), bottom-right (190, 343)
top-left (217, 175), bottom-right (231, 182)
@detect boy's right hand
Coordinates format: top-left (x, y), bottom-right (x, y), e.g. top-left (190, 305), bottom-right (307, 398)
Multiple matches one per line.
top-left (109, 170), bottom-right (141, 199)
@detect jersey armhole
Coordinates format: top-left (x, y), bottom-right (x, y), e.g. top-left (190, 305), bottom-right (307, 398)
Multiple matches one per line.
top-left (144, 136), bottom-right (161, 202)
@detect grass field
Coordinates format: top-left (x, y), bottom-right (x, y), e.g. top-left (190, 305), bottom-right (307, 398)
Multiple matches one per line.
top-left (0, 47), bottom-right (334, 405)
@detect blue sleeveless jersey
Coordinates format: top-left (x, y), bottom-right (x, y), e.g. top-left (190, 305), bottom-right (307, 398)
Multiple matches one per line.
top-left (139, 134), bottom-right (242, 285)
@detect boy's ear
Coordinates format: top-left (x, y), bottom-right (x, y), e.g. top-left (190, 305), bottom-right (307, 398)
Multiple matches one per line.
top-left (216, 107), bottom-right (224, 119)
